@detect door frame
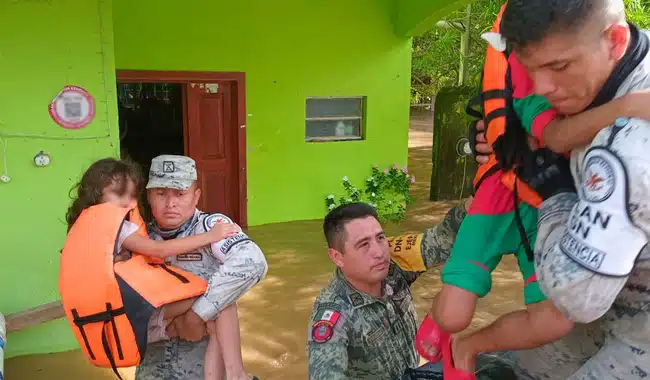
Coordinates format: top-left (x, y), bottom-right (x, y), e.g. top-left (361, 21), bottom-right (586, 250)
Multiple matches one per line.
top-left (116, 70), bottom-right (248, 226)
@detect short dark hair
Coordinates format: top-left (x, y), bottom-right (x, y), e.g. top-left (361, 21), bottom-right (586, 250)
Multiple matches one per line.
top-left (323, 202), bottom-right (379, 251)
top-left (501, 0), bottom-right (623, 50)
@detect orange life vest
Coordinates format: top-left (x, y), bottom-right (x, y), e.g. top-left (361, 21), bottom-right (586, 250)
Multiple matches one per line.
top-left (467, 2), bottom-right (542, 208)
top-left (59, 203), bottom-right (208, 378)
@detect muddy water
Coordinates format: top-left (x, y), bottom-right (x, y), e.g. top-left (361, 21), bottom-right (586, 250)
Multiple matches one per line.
top-left (5, 143), bottom-right (525, 380)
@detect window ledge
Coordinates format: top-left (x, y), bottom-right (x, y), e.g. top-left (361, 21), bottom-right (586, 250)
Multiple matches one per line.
top-left (306, 136), bottom-right (363, 143)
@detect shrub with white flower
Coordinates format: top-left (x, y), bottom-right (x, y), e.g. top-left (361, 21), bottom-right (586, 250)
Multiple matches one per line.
top-left (324, 164), bottom-right (416, 222)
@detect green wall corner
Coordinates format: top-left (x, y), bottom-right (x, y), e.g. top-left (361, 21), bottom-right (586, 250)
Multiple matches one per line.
top-left (0, 0), bottom-right (119, 357)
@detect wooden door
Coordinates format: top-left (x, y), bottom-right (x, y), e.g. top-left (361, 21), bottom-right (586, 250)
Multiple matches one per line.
top-left (185, 81), bottom-right (240, 223)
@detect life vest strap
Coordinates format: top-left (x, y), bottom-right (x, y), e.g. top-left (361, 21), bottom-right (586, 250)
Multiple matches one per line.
top-left (71, 303), bottom-right (126, 380)
top-left (482, 89), bottom-right (509, 101)
top-left (513, 179), bottom-right (535, 262)
top-left (483, 108), bottom-right (508, 134)
top-left (466, 71), bottom-right (486, 119)
top-left (472, 107), bottom-right (508, 192)
top-left (466, 89), bottom-right (510, 120)
top-left (466, 94), bottom-right (484, 119)
top-left (148, 263), bottom-right (190, 284)
top-left (71, 305), bottom-right (126, 326)
top-left (101, 319), bottom-right (124, 380)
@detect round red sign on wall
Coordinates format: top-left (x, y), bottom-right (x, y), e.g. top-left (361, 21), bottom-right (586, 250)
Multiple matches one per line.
top-left (48, 85), bottom-right (95, 129)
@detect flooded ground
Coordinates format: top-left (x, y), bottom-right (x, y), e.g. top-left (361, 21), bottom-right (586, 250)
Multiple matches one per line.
top-left (5, 129), bottom-right (525, 379)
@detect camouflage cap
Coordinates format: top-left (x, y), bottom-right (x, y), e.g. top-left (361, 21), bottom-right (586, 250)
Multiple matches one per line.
top-left (146, 154), bottom-right (197, 190)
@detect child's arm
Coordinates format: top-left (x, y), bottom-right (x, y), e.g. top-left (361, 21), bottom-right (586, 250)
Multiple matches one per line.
top-left (541, 96), bottom-right (631, 153)
top-left (508, 52), bottom-right (648, 153)
top-left (121, 223), bottom-right (241, 259)
top-left (525, 90), bottom-right (650, 153)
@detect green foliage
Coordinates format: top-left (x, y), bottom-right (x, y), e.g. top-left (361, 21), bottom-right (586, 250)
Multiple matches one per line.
top-left (411, 0), bottom-right (650, 103)
top-left (325, 165), bottom-right (416, 223)
top-left (627, 2), bottom-right (650, 30)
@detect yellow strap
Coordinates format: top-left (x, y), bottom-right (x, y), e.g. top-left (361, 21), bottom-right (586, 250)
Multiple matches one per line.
top-left (387, 233), bottom-right (426, 272)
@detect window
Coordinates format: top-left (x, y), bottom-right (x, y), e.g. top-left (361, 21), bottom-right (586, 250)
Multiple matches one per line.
top-left (305, 97), bottom-right (365, 142)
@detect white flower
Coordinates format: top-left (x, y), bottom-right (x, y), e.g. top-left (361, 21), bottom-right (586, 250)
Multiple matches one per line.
top-left (329, 204), bottom-right (336, 210)
top-left (342, 176), bottom-right (349, 182)
top-left (367, 176), bottom-right (374, 182)
top-left (388, 200), bottom-right (393, 205)
top-left (371, 192), bottom-right (376, 197)
top-left (327, 194), bottom-right (335, 199)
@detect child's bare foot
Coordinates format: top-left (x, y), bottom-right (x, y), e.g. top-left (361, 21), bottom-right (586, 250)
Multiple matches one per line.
top-left (451, 336), bottom-right (477, 372)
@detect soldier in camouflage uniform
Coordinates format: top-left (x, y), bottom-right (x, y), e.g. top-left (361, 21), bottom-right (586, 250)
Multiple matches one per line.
top-left (463, 1), bottom-right (650, 378)
top-left (307, 201), bottom-right (467, 380)
top-left (135, 155), bottom-right (267, 380)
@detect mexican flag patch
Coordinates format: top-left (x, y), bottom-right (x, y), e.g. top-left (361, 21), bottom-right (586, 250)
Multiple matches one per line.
top-left (311, 310), bottom-right (341, 343)
top-left (319, 310), bottom-right (340, 324)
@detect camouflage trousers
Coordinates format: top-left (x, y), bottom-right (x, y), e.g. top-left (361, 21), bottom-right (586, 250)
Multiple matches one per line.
top-left (515, 319), bottom-right (650, 379)
top-left (134, 338), bottom-right (208, 380)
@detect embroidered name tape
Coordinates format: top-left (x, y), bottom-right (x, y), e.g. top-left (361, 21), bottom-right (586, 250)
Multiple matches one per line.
top-left (176, 253), bottom-right (203, 261)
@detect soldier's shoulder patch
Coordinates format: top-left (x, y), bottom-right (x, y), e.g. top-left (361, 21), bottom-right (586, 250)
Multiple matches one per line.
top-left (203, 213), bottom-right (232, 231)
top-left (349, 292), bottom-right (364, 307)
top-left (219, 233), bottom-right (250, 255)
top-left (311, 309), bottom-right (341, 343)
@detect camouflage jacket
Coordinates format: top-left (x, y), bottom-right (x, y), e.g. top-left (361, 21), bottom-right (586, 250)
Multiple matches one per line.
top-left (307, 204), bottom-right (466, 380)
top-left (135, 209), bottom-right (268, 380)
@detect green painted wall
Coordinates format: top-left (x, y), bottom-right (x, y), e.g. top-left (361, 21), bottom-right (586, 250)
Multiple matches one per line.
top-left (0, 0), bottom-right (119, 357)
top-left (113, 0), bottom-right (413, 226)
